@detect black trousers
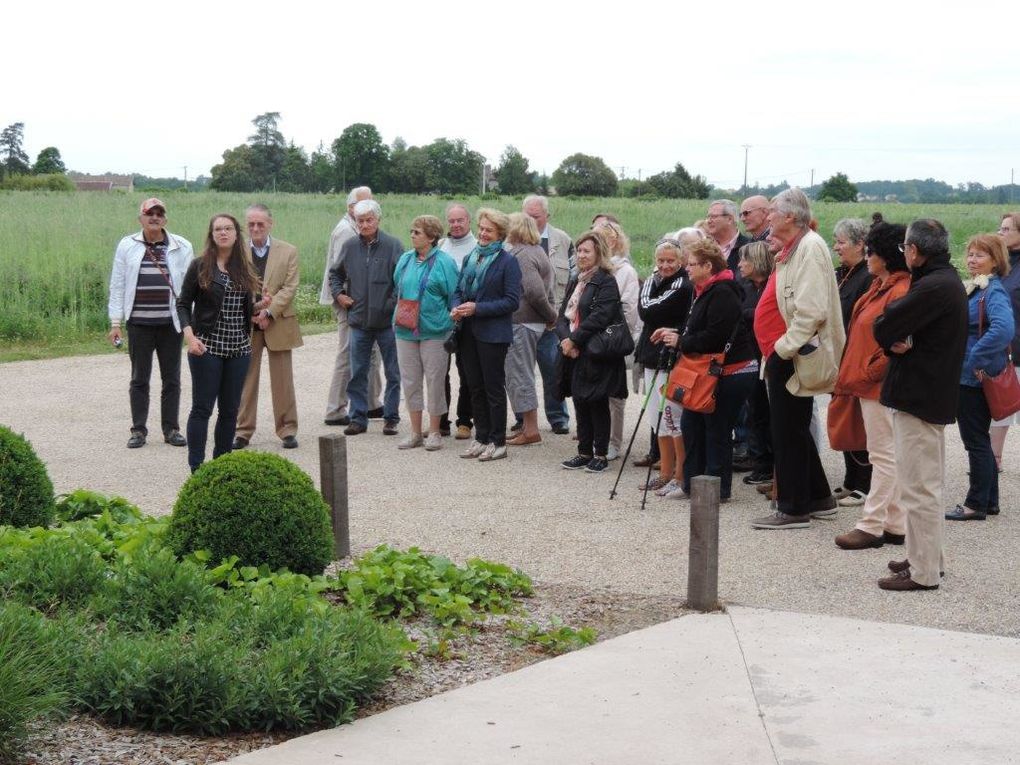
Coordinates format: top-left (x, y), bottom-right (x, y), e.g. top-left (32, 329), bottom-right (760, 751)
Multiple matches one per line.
top-left (442, 353), bottom-right (473, 430)
top-left (746, 377), bottom-right (773, 473)
top-left (842, 450), bottom-right (872, 493)
top-left (457, 321), bottom-right (508, 446)
top-left (575, 398), bottom-right (611, 457)
top-left (127, 321), bottom-right (182, 437)
top-left (765, 354), bottom-right (832, 516)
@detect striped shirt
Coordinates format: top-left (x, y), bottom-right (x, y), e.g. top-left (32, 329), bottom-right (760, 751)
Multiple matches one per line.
top-left (197, 271), bottom-right (252, 358)
top-left (129, 240), bottom-right (173, 325)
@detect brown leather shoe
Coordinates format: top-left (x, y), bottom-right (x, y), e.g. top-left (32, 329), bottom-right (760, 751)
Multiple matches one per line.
top-left (878, 570), bottom-right (938, 591)
top-left (888, 559), bottom-right (910, 573)
top-left (835, 529), bottom-right (884, 550)
top-left (632, 453), bottom-right (656, 467)
top-left (507, 433), bottom-right (542, 446)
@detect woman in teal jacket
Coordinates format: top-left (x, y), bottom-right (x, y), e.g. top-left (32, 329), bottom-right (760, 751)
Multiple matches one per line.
top-left (947, 234), bottom-right (1015, 520)
top-left (393, 215), bottom-right (460, 451)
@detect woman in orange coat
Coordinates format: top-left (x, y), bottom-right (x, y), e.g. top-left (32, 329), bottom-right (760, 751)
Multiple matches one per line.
top-left (831, 221), bottom-right (911, 550)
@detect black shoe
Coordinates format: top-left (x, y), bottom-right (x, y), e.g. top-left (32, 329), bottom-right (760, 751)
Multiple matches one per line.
top-left (551, 424), bottom-right (570, 435)
top-left (383, 420), bottom-right (399, 435)
top-left (742, 470), bottom-right (772, 485)
top-left (367, 407), bottom-right (385, 419)
top-left (324, 415), bottom-right (350, 426)
top-left (282, 436), bottom-right (298, 449)
top-left (344, 422), bottom-right (367, 436)
top-left (127, 432), bottom-right (146, 449)
top-left (585, 457), bottom-right (609, 474)
top-left (986, 505), bottom-right (1000, 516)
top-left (440, 428), bottom-right (451, 437)
top-left (883, 531), bottom-right (905, 545)
top-left (732, 459), bottom-right (754, 473)
top-left (510, 421), bottom-right (524, 432)
top-left (233, 436), bottom-right (249, 449)
top-left (561, 455), bottom-right (592, 470)
top-left (164, 430), bottom-right (187, 447)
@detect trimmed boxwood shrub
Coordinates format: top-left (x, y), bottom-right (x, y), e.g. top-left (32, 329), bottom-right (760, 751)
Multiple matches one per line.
top-left (167, 451), bottom-right (334, 575)
top-left (0, 426), bottom-right (54, 528)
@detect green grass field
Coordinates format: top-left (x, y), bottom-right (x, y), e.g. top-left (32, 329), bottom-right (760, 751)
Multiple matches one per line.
top-left (0, 190), bottom-right (1008, 359)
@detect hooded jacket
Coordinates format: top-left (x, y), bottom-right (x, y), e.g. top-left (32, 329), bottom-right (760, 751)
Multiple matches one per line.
top-left (873, 251), bottom-right (968, 424)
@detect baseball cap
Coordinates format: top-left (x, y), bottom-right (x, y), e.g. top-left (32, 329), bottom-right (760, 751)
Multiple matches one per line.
top-left (140, 198), bottom-right (166, 215)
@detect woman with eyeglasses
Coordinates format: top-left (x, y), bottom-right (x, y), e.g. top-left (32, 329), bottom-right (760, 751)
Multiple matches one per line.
top-left (392, 215), bottom-right (459, 451)
top-left (177, 214), bottom-right (259, 473)
top-left (831, 222), bottom-right (911, 548)
top-left (990, 212), bottom-right (1020, 469)
top-left (830, 218), bottom-right (874, 509)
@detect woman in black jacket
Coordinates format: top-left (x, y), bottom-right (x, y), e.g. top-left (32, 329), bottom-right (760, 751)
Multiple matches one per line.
top-left (177, 213), bottom-right (259, 472)
top-left (557, 230), bottom-right (628, 474)
top-left (654, 239), bottom-right (758, 501)
top-left (633, 235), bottom-right (695, 496)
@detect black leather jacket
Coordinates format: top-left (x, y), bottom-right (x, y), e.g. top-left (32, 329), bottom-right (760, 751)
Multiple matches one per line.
top-left (176, 259), bottom-right (255, 337)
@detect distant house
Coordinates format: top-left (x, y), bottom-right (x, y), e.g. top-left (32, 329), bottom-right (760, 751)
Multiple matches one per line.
top-left (69, 173), bottom-right (134, 192)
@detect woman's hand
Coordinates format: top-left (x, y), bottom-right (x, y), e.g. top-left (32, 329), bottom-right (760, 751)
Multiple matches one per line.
top-left (650, 327), bottom-right (680, 348)
top-left (451, 302), bottom-right (476, 319)
top-left (187, 336), bottom-right (207, 356)
top-left (889, 340), bottom-right (911, 355)
top-left (975, 368), bottom-right (986, 382)
top-left (560, 338), bottom-right (577, 357)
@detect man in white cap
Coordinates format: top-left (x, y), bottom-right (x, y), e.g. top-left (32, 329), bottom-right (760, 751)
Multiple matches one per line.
top-left (108, 198), bottom-right (193, 448)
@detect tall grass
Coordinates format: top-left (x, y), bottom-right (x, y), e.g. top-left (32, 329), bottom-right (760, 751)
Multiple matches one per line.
top-left (0, 190), bottom-right (1006, 346)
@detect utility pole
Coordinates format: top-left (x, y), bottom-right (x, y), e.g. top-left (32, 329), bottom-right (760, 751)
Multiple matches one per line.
top-left (1012, 168), bottom-right (1015, 204)
top-left (742, 145), bottom-right (750, 190)
top-left (618, 166), bottom-right (626, 179)
top-left (182, 166), bottom-right (188, 191)
top-left (810, 169), bottom-right (815, 188)
top-left (638, 169), bottom-right (642, 181)
top-left (481, 162), bottom-right (487, 195)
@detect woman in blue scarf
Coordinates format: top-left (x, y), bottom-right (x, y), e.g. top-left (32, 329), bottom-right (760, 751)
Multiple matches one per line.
top-left (451, 208), bottom-right (522, 462)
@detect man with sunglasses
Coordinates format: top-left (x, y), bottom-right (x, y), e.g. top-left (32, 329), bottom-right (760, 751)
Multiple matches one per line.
top-left (739, 195), bottom-right (771, 241)
top-left (706, 199), bottom-right (750, 274)
top-left (108, 198), bottom-right (194, 449)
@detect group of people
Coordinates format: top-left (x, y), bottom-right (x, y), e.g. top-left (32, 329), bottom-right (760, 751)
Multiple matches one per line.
top-left (109, 192), bottom-right (1020, 593)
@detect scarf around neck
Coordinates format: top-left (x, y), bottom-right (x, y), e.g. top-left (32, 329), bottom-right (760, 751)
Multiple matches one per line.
top-left (460, 240), bottom-right (503, 299)
top-left (565, 267), bottom-right (600, 331)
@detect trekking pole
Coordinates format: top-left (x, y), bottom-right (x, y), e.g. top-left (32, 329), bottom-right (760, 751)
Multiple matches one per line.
top-left (609, 346), bottom-right (667, 500)
top-left (641, 346), bottom-right (677, 511)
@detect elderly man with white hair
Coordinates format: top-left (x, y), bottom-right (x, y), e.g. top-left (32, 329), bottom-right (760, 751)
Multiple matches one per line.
top-left (706, 199), bottom-right (751, 273)
top-left (328, 199), bottom-right (404, 436)
top-left (751, 188), bottom-right (845, 529)
top-left (321, 187), bottom-right (383, 426)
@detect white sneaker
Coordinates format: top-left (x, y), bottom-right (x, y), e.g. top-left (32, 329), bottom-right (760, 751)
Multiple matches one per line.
top-left (397, 434), bottom-right (423, 450)
top-left (664, 484), bottom-right (690, 500)
top-left (837, 490), bottom-right (866, 507)
top-left (424, 432), bottom-right (443, 451)
top-left (655, 478), bottom-right (681, 497)
top-left (460, 440), bottom-right (486, 459)
top-left (607, 445), bottom-right (620, 461)
top-left (478, 443), bottom-right (507, 462)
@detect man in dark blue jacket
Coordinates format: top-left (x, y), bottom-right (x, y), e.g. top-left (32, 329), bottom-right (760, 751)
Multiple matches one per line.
top-left (872, 219), bottom-right (967, 592)
top-left (328, 200), bottom-right (404, 435)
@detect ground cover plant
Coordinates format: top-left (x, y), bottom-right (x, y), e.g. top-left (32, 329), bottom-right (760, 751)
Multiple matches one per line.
top-left (0, 487), bottom-right (582, 759)
top-left (0, 190), bottom-right (1004, 351)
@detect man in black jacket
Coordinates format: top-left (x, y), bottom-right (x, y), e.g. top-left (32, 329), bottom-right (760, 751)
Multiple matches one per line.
top-left (328, 200), bottom-right (404, 435)
top-left (872, 219), bottom-right (967, 592)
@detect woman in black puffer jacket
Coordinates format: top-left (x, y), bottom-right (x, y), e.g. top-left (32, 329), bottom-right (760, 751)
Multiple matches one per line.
top-left (655, 238), bottom-right (758, 502)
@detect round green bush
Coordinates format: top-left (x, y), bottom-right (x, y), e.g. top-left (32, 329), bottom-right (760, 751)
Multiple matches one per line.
top-left (0, 425), bottom-right (54, 528)
top-left (167, 451), bottom-right (334, 575)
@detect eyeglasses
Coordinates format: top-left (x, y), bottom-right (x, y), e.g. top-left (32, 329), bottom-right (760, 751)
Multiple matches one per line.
top-left (688, 261), bottom-right (705, 268)
top-left (898, 242), bottom-right (913, 253)
top-left (145, 210), bottom-right (166, 218)
top-left (655, 237), bottom-right (682, 249)
top-left (998, 226), bottom-right (1016, 234)
top-left (706, 213), bottom-right (731, 220)
top-left (739, 208), bottom-right (765, 218)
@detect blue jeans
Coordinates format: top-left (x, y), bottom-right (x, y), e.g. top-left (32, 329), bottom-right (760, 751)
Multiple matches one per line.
top-left (681, 372), bottom-right (757, 500)
top-left (186, 352), bottom-right (250, 471)
top-left (957, 384), bottom-right (998, 512)
top-left (536, 329), bottom-right (569, 428)
top-left (349, 326), bottom-right (400, 427)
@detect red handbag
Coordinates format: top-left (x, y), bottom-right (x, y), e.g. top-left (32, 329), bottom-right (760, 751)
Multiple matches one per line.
top-left (977, 296), bottom-right (1020, 420)
top-left (665, 351), bottom-right (723, 413)
top-left (827, 393), bottom-right (867, 451)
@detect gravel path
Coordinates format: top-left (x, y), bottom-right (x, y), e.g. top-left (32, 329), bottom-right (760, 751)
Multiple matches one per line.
top-left (2, 333), bottom-right (1018, 638)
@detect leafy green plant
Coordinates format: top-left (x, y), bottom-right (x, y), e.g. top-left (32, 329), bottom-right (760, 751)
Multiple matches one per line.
top-left (0, 604), bottom-right (69, 762)
top-left (0, 533), bottom-right (107, 613)
top-left (337, 546), bottom-right (532, 626)
top-left (0, 425), bottom-right (54, 528)
top-left (168, 451), bottom-right (334, 575)
top-left (506, 617), bottom-right (597, 655)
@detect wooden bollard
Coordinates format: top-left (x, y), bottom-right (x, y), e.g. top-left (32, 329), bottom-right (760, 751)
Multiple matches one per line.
top-left (318, 434), bottom-right (350, 559)
top-left (687, 475), bottom-right (720, 611)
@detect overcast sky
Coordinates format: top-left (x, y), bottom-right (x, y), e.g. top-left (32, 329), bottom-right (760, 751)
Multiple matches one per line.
top-left (5, 0), bottom-right (1016, 189)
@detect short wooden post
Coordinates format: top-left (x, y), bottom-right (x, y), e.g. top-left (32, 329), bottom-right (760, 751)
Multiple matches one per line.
top-left (687, 475), bottom-right (720, 611)
top-left (318, 434), bottom-right (350, 559)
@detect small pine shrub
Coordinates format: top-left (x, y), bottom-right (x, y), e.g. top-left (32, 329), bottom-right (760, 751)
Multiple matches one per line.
top-left (0, 426), bottom-right (54, 528)
top-left (167, 451), bottom-right (334, 575)
top-left (0, 604), bottom-right (68, 761)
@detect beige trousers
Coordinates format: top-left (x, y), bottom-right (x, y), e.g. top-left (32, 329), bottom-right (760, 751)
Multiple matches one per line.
top-left (325, 312), bottom-right (381, 419)
top-left (236, 330), bottom-right (297, 441)
top-left (893, 410), bottom-right (946, 587)
top-left (857, 399), bottom-right (905, 536)
top-left (396, 338), bottom-right (449, 416)
top-left (609, 397), bottom-right (625, 451)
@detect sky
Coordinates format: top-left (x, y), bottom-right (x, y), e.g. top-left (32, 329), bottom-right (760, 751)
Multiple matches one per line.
top-left (4, 0), bottom-right (1017, 189)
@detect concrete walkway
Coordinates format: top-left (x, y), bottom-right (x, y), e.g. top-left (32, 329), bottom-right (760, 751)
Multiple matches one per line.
top-left (224, 605), bottom-right (1020, 765)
